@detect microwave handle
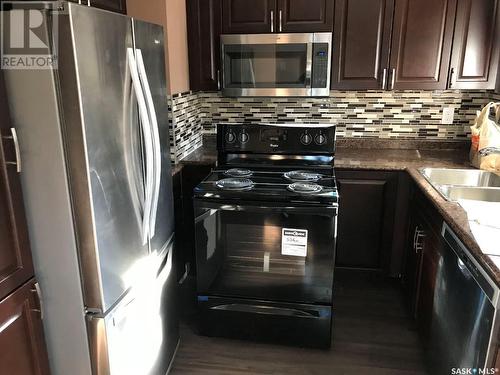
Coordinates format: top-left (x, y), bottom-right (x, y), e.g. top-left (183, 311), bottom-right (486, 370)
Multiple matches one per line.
top-left (305, 42), bottom-right (313, 88)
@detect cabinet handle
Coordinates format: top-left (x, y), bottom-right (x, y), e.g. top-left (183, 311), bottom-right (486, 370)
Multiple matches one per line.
top-left (413, 227), bottom-right (425, 254)
top-left (217, 69), bottom-right (221, 90)
top-left (279, 10), bottom-right (283, 32)
top-left (381, 68), bottom-right (387, 90)
top-left (390, 68), bottom-right (395, 90)
top-left (449, 67), bottom-right (455, 88)
top-left (3, 127), bottom-right (22, 173)
top-left (31, 283), bottom-right (44, 320)
top-left (270, 10), bottom-right (274, 32)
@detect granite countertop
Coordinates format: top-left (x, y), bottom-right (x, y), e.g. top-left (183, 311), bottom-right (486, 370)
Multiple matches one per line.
top-left (173, 136), bottom-right (500, 285)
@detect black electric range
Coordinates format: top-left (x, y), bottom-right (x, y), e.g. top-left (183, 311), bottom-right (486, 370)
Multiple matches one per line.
top-left (193, 123), bottom-right (338, 348)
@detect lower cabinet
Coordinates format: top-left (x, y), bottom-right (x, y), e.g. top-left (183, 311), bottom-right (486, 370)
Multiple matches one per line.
top-left (336, 170), bottom-right (408, 275)
top-left (0, 279), bottom-right (50, 375)
top-left (403, 187), bottom-right (442, 347)
top-left (175, 163), bottom-right (214, 279)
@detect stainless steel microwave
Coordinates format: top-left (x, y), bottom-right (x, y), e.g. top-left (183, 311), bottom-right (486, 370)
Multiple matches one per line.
top-left (221, 33), bottom-right (332, 97)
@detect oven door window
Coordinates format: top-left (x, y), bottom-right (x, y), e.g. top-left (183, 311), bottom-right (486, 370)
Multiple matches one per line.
top-left (194, 202), bottom-right (336, 304)
top-left (223, 43), bottom-right (308, 88)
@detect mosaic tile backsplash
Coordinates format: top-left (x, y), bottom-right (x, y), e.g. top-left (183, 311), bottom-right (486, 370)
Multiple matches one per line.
top-left (168, 91), bottom-right (202, 162)
top-left (169, 90), bottom-right (497, 161)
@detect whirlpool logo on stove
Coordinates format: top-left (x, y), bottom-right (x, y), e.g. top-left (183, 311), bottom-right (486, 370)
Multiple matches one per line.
top-left (283, 230), bottom-right (307, 237)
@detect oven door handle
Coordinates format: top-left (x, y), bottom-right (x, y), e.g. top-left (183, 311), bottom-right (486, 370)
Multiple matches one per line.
top-left (195, 208), bottom-right (219, 223)
top-left (209, 303), bottom-right (323, 319)
top-left (196, 202), bottom-right (337, 217)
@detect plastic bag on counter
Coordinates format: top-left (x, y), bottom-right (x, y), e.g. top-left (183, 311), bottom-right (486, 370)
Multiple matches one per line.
top-left (470, 102), bottom-right (500, 175)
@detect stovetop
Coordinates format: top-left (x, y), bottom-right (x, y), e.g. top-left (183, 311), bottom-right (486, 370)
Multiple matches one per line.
top-left (194, 166), bottom-right (339, 204)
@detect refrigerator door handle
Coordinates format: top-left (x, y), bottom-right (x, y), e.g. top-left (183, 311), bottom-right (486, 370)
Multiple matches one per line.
top-left (127, 48), bottom-right (154, 245)
top-left (135, 49), bottom-right (161, 240)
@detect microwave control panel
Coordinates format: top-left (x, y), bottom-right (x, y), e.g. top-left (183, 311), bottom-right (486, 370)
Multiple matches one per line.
top-left (311, 43), bottom-right (330, 88)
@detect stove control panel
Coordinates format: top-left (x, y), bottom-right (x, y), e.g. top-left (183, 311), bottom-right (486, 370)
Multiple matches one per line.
top-left (217, 123), bottom-right (336, 154)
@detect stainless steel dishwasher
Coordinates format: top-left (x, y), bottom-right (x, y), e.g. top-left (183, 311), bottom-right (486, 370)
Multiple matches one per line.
top-left (427, 223), bottom-right (500, 374)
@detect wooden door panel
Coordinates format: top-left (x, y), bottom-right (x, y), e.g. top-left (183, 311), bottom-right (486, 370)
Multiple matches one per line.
top-left (0, 73), bottom-right (34, 301)
top-left (0, 279), bottom-right (50, 375)
top-left (222, 0), bottom-right (276, 34)
top-left (390, 0), bottom-right (457, 89)
top-left (187, 0), bottom-right (222, 91)
top-left (336, 171), bottom-right (398, 271)
top-left (450, 0), bottom-right (500, 89)
top-left (278, 0), bottom-right (334, 32)
top-left (331, 0), bottom-right (394, 89)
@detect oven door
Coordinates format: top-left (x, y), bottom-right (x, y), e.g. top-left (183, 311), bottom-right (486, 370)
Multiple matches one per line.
top-left (194, 199), bottom-right (337, 305)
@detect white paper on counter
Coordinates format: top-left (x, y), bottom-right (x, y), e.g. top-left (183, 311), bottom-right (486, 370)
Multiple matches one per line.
top-left (458, 199), bottom-right (500, 255)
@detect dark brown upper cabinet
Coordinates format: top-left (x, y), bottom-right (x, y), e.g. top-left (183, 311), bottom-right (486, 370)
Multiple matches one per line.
top-left (389, 0), bottom-right (457, 90)
top-left (0, 279), bottom-right (50, 375)
top-left (69, 0), bottom-right (126, 14)
top-left (277, 0), bottom-right (334, 32)
top-left (222, 0), bottom-right (333, 34)
top-left (222, 0), bottom-right (276, 33)
top-left (331, 0), bottom-right (394, 90)
top-left (449, 0), bottom-right (500, 89)
top-left (187, 0), bottom-right (223, 91)
top-left (0, 73), bottom-right (34, 302)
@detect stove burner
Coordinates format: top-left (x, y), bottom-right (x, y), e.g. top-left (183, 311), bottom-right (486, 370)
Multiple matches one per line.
top-left (216, 178), bottom-right (254, 191)
top-left (287, 182), bottom-right (323, 194)
top-left (284, 170), bottom-right (322, 182)
top-left (224, 168), bottom-right (253, 177)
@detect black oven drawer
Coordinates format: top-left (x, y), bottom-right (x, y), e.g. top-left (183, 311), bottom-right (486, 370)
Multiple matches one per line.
top-left (194, 199), bottom-right (337, 305)
top-left (198, 295), bottom-right (332, 348)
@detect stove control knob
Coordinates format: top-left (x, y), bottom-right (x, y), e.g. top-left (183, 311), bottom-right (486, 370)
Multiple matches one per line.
top-left (300, 133), bottom-right (312, 145)
top-left (226, 130), bottom-right (236, 143)
top-left (315, 133), bottom-right (326, 145)
top-left (239, 131), bottom-right (249, 143)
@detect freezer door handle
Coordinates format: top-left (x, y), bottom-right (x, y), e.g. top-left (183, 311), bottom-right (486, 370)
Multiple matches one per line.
top-left (127, 48), bottom-right (154, 245)
top-left (135, 49), bottom-right (162, 240)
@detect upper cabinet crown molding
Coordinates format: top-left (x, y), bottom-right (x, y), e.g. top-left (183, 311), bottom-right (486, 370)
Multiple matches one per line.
top-left (449, 0), bottom-right (500, 89)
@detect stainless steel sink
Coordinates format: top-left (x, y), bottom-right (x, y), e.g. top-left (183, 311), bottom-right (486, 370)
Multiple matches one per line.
top-left (419, 168), bottom-right (500, 202)
top-left (437, 185), bottom-right (500, 202)
top-left (420, 168), bottom-right (500, 188)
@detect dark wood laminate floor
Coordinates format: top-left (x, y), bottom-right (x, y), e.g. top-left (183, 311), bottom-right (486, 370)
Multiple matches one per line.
top-left (171, 270), bottom-right (428, 375)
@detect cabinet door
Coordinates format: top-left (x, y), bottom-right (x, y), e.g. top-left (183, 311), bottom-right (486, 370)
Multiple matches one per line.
top-left (449, 0), bottom-right (500, 89)
top-left (222, 0), bottom-right (276, 33)
top-left (331, 0), bottom-right (394, 89)
top-left (335, 170), bottom-right (397, 271)
top-left (389, 0), bottom-right (457, 89)
top-left (187, 0), bottom-right (222, 91)
top-left (0, 73), bottom-right (34, 301)
top-left (277, 0), bottom-right (334, 32)
top-left (0, 279), bottom-right (50, 375)
top-left (403, 211), bottom-right (425, 317)
top-left (415, 227), bottom-right (440, 345)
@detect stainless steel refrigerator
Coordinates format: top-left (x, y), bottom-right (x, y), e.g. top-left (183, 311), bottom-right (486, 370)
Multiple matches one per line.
top-left (3, 2), bottom-right (179, 374)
